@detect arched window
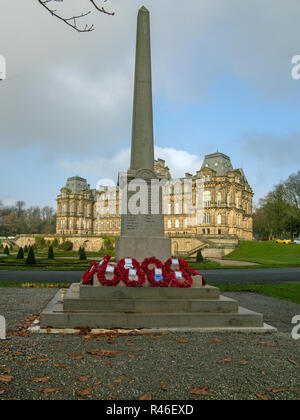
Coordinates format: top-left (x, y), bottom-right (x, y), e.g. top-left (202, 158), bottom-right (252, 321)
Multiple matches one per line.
top-left (203, 191), bottom-right (211, 207)
top-left (62, 204), bottom-right (66, 216)
top-left (217, 214), bottom-right (222, 225)
top-left (175, 219), bottom-right (179, 228)
top-left (217, 192), bottom-right (222, 206)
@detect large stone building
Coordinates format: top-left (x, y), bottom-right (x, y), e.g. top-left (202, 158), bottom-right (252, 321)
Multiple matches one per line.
top-left (56, 152), bottom-right (253, 255)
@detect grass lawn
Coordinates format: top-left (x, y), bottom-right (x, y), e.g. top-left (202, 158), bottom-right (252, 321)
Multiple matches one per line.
top-left (0, 248), bottom-right (115, 270)
top-left (223, 241), bottom-right (300, 267)
top-left (217, 283), bottom-right (300, 305)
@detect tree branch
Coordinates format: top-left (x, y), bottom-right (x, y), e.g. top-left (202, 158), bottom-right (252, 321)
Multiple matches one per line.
top-left (38, 0), bottom-right (114, 33)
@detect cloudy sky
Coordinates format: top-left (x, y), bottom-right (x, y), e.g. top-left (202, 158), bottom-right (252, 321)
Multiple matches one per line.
top-left (1, 0), bottom-right (300, 208)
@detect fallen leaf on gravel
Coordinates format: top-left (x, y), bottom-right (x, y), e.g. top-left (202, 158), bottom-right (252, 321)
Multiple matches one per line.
top-left (100, 350), bottom-right (119, 357)
top-left (175, 339), bottom-right (189, 343)
top-left (267, 388), bottom-right (286, 394)
top-left (113, 379), bottom-right (122, 383)
top-left (128, 354), bottom-right (136, 358)
top-left (127, 342), bottom-right (136, 346)
top-left (78, 376), bottom-right (92, 383)
top-left (139, 393), bottom-right (152, 400)
top-left (189, 387), bottom-right (215, 397)
top-left (217, 359), bottom-right (232, 363)
top-left (75, 356), bottom-right (84, 360)
top-left (288, 359), bottom-right (299, 366)
top-left (42, 388), bottom-right (61, 394)
top-left (161, 383), bottom-right (167, 391)
top-left (0, 388), bottom-right (6, 395)
top-left (56, 364), bottom-right (72, 369)
top-left (253, 392), bottom-right (268, 400)
top-left (0, 375), bottom-right (13, 383)
top-left (31, 377), bottom-right (51, 383)
top-left (158, 368), bottom-right (164, 372)
top-left (37, 359), bottom-right (51, 363)
top-left (109, 395), bottom-right (117, 399)
top-left (259, 342), bottom-right (276, 347)
top-left (211, 338), bottom-right (222, 343)
top-left (239, 360), bottom-right (248, 365)
top-left (78, 388), bottom-right (93, 397)
top-left (261, 371), bottom-right (266, 376)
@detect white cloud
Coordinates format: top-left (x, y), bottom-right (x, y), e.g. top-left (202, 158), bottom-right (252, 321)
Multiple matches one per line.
top-left (59, 146), bottom-right (203, 186)
top-left (155, 146), bottom-right (202, 178)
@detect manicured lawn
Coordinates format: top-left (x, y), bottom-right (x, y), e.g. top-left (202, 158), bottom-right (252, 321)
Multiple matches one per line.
top-left (223, 241), bottom-right (300, 266)
top-left (0, 249), bottom-right (115, 270)
top-left (217, 283), bottom-right (300, 305)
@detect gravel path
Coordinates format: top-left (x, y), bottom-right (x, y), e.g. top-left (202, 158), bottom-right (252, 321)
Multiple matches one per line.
top-left (0, 288), bottom-right (299, 400)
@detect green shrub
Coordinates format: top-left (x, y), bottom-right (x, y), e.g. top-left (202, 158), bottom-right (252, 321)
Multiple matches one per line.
top-left (4, 245), bottom-right (9, 255)
top-left (35, 236), bottom-right (46, 248)
top-left (26, 247), bottom-right (36, 265)
top-left (17, 247), bottom-right (24, 259)
top-left (52, 238), bottom-right (59, 248)
top-left (196, 249), bottom-right (204, 263)
top-left (103, 237), bottom-right (115, 250)
top-left (58, 241), bottom-right (73, 251)
top-left (48, 245), bottom-right (54, 260)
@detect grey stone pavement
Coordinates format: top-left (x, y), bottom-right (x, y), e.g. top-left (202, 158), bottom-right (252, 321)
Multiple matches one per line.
top-left (0, 267), bottom-right (300, 285)
top-left (0, 288), bottom-right (299, 400)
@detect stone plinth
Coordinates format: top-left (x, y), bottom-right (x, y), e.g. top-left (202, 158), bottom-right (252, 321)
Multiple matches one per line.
top-left (40, 281), bottom-right (275, 332)
top-left (115, 236), bottom-right (171, 263)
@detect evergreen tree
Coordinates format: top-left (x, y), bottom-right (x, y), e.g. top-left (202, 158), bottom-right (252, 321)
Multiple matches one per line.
top-left (17, 247), bottom-right (24, 259)
top-left (48, 245), bottom-right (54, 260)
top-left (26, 246), bottom-right (36, 265)
top-left (196, 249), bottom-right (204, 263)
top-left (24, 245), bottom-right (28, 253)
top-left (79, 247), bottom-right (87, 260)
top-left (78, 246), bottom-right (82, 255)
top-left (4, 245), bottom-right (9, 255)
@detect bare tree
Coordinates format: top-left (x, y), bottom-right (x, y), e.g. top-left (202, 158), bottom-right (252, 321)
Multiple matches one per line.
top-left (37, 0), bottom-right (114, 33)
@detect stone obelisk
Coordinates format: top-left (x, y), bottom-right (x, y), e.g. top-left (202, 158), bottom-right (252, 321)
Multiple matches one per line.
top-left (115, 6), bottom-right (171, 262)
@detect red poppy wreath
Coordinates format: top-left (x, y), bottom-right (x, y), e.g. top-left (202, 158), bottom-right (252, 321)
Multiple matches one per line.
top-left (141, 257), bottom-right (170, 287)
top-left (117, 258), bottom-right (146, 287)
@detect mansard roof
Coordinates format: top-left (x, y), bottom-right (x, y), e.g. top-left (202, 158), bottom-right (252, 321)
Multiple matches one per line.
top-left (64, 176), bottom-right (89, 194)
top-left (200, 152), bottom-right (234, 176)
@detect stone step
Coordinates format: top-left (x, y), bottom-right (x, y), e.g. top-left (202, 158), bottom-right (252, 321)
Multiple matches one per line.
top-left (79, 283), bottom-right (220, 300)
top-left (40, 291), bottom-right (263, 329)
top-left (63, 295), bottom-right (239, 314)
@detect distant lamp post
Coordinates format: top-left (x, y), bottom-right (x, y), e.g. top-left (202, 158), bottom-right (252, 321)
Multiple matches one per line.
top-left (0, 55), bottom-right (6, 80)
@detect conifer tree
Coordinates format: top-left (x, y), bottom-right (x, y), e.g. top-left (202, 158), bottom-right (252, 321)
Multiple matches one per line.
top-left (17, 247), bottom-right (24, 259)
top-left (48, 245), bottom-right (54, 260)
top-left (79, 247), bottom-right (87, 260)
top-left (26, 246), bottom-right (36, 265)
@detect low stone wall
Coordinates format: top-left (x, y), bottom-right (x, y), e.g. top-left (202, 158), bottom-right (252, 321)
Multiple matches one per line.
top-left (14, 234), bottom-right (238, 258)
top-left (15, 235), bottom-right (104, 252)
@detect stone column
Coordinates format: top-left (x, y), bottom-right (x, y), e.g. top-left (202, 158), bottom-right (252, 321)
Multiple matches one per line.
top-left (115, 6), bottom-right (171, 262)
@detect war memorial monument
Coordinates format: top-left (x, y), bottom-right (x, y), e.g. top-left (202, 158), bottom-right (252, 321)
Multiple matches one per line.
top-left (40, 7), bottom-right (274, 333)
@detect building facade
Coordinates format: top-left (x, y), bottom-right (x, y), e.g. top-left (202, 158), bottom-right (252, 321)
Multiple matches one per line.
top-left (56, 153), bottom-right (253, 241)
